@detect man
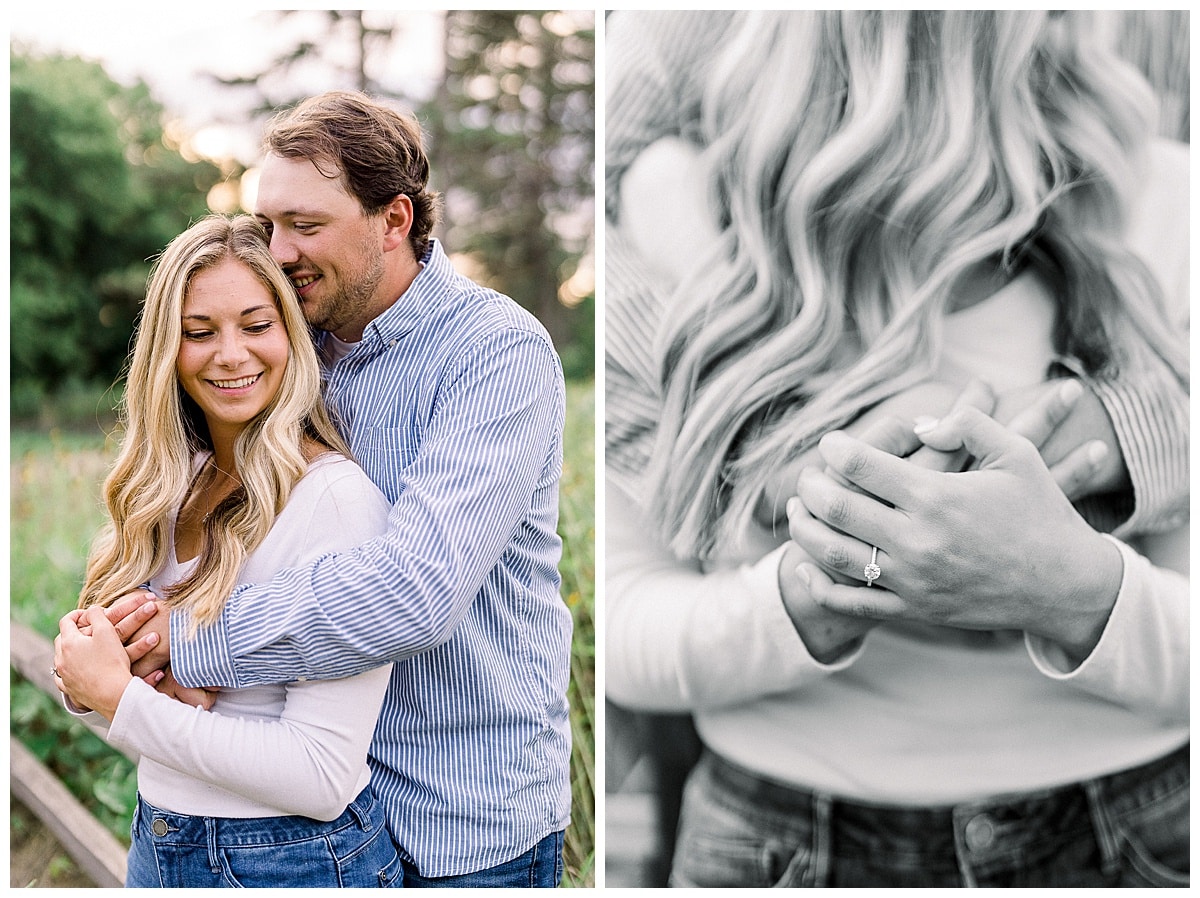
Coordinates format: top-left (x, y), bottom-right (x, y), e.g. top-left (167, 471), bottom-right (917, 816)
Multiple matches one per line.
top-left (90, 91), bottom-right (573, 887)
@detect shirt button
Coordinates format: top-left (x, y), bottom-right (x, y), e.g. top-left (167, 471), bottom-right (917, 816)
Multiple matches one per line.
top-left (151, 818), bottom-right (170, 837)
top-left (963, 813), bottom-right (996, 852)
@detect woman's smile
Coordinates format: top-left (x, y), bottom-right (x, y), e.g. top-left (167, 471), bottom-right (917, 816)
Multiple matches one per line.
top-left (177, 257), bottom-right (289, 443)
top-left (207, 373), bottom-right (263, 393)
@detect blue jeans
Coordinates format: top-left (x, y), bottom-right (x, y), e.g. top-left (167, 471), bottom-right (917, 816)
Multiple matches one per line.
top-left (400, 830), bottom-right (564, 887)
top-left (125, 787), bottom-right (402, 888)
top-left (670, 745), bottom-right (1189, 888)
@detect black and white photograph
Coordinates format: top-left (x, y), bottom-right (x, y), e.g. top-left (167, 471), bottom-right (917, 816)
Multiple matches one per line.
top-left (604, 9), bottom-right (1188, 889)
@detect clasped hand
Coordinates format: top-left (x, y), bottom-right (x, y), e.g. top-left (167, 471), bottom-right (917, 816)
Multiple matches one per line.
top-left (53, 591), bottom-right (217, 717)
top-left (782, 379), bottom-right (1124, 664)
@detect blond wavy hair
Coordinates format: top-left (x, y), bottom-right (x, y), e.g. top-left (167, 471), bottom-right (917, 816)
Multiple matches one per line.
top-left (649, 10), bottom-right (1188, 560)
top-left (80, 215), bottom-right (350, 630)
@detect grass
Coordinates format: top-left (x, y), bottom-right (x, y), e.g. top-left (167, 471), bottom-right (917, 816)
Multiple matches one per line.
top-left (9, 379), bottom-right (596, 887)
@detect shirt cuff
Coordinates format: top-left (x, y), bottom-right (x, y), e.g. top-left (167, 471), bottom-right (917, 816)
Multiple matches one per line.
top-left (61, 693), bottom-right (97, 718)
top-left (106, 677), bottom-right (149, 754)
top-left (752, 545), bottom-right (865, 673)
top-left (1025, 534), bottom-right (1129, 679)
top-left (169, 606), bottom-right (239, 689)
top-left (1089, 377), bottom-right (1189, 539)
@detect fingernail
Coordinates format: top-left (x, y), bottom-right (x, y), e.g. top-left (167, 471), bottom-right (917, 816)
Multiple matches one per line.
top-left (142, 602), bottom-right (156, 614)
top-left (913, 416), bottom-right (938, 434)
top-left (146, 633), bottom-right (159, 646)
top-left (1086, 440), bottom-right (1108, 464)
top-left (786, 497), bottom-right (798, 518)
top-left (795, 565), bottom-right (811, 589)
top-left (1059, 379), bottom-right (1084, 404)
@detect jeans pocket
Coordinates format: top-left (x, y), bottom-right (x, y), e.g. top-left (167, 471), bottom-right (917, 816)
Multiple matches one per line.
top-left (218, 838), bottom-right (341, 888)
top-left (670, 761), bottom-right (814, 887)
top-left (671, 830), bottom-right (811, 888)
top-left (1114, 778), bottom-right (1189, 887)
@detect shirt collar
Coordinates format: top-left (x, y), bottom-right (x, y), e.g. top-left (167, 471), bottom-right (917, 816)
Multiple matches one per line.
top-left (362, 238), bottom-right (455, 346)
top-left (315, 239), bottom-right (455, 356)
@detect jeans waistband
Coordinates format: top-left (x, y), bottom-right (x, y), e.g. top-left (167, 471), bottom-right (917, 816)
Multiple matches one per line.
top-left (706, 742), bottom-right (1188, 852)
top-left (134, 787), bottom-right (377, 847)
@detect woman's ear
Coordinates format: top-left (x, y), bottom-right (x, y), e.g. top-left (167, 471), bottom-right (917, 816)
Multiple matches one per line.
top-left (381, 195), bottom-right (415, 252)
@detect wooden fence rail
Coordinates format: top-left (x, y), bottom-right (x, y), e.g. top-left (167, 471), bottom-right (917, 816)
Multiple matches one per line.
top-left (10, 620), bottom-right (130, 888)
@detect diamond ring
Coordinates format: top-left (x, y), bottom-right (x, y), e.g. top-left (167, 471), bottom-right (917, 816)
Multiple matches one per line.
top-left (864, 546), bottom-right (881, 587)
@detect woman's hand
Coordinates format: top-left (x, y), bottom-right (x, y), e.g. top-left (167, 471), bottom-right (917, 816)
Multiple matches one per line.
top-left (760, 375), bottom-right (1121, 527)
top-left (54, 606), bottom-right (139, 722)
top-left (788, 405), bottom-right (1123, 664)
top-left (757, 379), bottom-right (969, 526)
top-left (775, 411), bottom-right (966, 663)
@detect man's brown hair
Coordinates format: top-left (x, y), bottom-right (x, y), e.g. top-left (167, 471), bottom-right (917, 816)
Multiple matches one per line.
top-left (264, 90), bottom-right (442, 259)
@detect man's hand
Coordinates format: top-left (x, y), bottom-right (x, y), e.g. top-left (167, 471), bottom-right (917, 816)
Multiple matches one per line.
top-left (788, 406), bottom-right (1123, 663)
top-left (152, 667), bottom-right (218, 711)
top-left (992, 378), bottom-right (1128, 499)
top-left (92, 592), bottom-right (173, 679)
top-left (923, 378), bottom-right (1118, 502)
top-left (86, 591), bottom-right (167, 666)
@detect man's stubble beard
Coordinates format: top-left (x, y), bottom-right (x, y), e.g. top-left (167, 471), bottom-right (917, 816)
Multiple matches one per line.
top-left (304, 248), bottom-right (386, 337)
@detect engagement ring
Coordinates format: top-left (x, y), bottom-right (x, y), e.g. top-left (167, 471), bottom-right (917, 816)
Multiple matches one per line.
top-left (864, 546), bottom-right (881, 587)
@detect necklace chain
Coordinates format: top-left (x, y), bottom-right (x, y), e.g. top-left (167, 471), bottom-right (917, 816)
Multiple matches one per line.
top-left (195, 456), bottom-right (241, 523)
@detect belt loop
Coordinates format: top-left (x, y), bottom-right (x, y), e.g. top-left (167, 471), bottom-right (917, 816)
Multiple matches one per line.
top-left (774, 791), bottom-right (831, 887)
top-left (1082, 779), bottom-right (1121, 876)
top-left (810, 792), bottom-right (833, 888)
top-left (131, 798), bottom-right (141, 838)
top-left (346, 789), bottom-right (372, 831)
top-left (205, 817), bottom-right (221, 873)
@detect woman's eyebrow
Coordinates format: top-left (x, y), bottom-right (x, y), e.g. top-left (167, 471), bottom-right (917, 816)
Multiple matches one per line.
top-left (182, 305), bottom-right (276, 320)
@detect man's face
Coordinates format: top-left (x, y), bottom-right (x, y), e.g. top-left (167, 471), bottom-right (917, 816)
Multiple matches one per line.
top-left (254, 153), bottom-right (386, 341)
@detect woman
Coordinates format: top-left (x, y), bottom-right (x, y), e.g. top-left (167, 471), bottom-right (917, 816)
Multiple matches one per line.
top-left (605, 11), bottom-right (1188, 888)
top-left (53, 215), bottom-right (400, 888)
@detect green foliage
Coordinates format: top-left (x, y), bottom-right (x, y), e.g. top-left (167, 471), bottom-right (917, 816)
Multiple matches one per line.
top-left (11, 675), bottom-right (138, 842)
top-left (10, 48), bottom-right (222, 399)
top-left (559, 381), bottom-right (596, 886)
top-left (426, 10), bottom-right (595, 379)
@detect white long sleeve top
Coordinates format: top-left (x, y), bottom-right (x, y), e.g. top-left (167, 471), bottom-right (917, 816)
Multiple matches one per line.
top-left (105, 453), bottom-right (393, 821)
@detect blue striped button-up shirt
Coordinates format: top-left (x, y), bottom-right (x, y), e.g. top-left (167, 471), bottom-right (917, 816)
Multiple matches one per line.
top-left (171, 240), bottom-right (573, 877)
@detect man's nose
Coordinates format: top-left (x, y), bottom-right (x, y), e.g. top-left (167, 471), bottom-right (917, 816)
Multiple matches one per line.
top-left (269, 229), bottom-right (300, 267)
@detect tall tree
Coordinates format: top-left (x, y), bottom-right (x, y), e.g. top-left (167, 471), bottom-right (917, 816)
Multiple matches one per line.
top-left (425, 10), bottom-right (595, 378)
top-left (10, 49), bottom-right (220, 405)
top-left (208, 11), bottom-right (431, 130)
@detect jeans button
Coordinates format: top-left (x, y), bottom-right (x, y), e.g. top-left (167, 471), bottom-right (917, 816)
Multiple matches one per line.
top-left (151, 818), bottom-right (170, 837)
top-left (963, 813), bottom-right (996, 852)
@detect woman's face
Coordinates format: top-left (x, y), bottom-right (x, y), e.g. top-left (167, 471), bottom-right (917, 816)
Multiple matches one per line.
top-left (177, 257), bottom-right (290, 445)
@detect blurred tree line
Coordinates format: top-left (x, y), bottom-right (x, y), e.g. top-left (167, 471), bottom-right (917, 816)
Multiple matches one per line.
top-left (10, 10), bottom-right (594, 422)
top-left (10, 53), bottom-right (222, 416)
